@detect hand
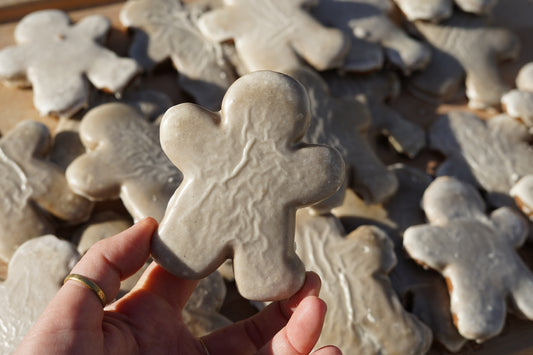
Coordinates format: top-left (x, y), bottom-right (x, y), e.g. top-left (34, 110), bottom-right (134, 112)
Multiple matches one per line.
top-left (16, 218), bottom-right (341, 355)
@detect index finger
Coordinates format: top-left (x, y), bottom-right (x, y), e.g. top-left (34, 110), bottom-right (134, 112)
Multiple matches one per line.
top-left (58, 217), bottom-right (158, 327)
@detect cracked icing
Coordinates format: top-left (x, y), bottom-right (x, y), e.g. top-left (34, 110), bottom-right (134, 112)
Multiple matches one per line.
top-left (295, 209), bottom-right (432, 354)
top-left (152, 71), bottom-right (345, 301)
top-left (120, 0), bottom-right (236, 110)
top-left (197, 0), bottom-right (348, 73)
top-left (66, 103), bottom-right (182, 222)
top-left (404, 176), bottom-right (533, 341)
top-left (0, 10), bottom-right (140, 117)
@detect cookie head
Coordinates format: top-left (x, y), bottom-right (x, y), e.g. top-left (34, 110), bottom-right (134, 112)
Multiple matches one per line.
top-left (422, 176), bottom-right (485, 224)
top-left (221, 70), bottom-right (310, 145)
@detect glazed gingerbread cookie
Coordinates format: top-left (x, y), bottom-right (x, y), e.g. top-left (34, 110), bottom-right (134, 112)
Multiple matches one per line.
top-left (429, 111), bottom-right (533, 207)
top-left (0, 10), bottom-right (140, 117)
top-left (152, 70), bottom-right (345, 301)
top-left (0, 235), bottom-right (79, 354)
top-left (295, 208), bottom-right (432, 354)
top-left (404, 176), bottom-right (533, 341)
top-left (502, 62), bottom-right (533, 128)
top-left (289, 67), bottom-right (397, 205)
top-left (311, 0), bottom-right (430, 75)
top-left (66, 103), bottom-right (183, 222)
top-left (409, 11), bottom-right (520, 110)
top-left (393, 0), bottom-right (499, 22)
top-left (197, 0), bottom-right (348, 73)
top-left (120, 0), bottom-right (236, 110)
top-left (0, 120), bottom-right (92, 264)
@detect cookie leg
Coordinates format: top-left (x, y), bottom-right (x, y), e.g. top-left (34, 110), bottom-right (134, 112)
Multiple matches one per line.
top-left (232, 243), bottom-right (305, 302)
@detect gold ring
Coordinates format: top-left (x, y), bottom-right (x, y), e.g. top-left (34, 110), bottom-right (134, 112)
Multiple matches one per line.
top-left (198, 337), bottom-right (211, 355)
top-left (64, 274), bottom-right (107, 307)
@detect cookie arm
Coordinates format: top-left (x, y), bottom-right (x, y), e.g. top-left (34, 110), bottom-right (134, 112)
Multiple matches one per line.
top-left (291, 17), bottom-right (348, 71)
top-left (197, 8), bottom-right (243, 43)
top-left (370, 103), bottom-right (426, 158)
top-left (159, 103), bottom-right (220, 172)
top-left (73, 15), bottom-right (110, 43)
top-left (403, 225), bottom-right (452, 271)
top-left (86, 49), bottom-right (140, 94)
top-left (0, 46), bottom-right (30, 87)
top-left (288, 144), bottom-right (345, 207)
top-left (490, 207), bottom-right (528, 248)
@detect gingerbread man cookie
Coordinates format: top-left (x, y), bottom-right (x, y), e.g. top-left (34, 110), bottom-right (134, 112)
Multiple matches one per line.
top-left (429, 111), bottom-right (533, 207)
top-left (404, 176), bottom-right (533, 341)
top-left (289, 67), bottom-right (398, 204)
top-left (120, 0), bottom-right (236, 110)
top-left (0, 235), bottom-right (79, 354)
top-left (311, 0), bottom-right (430, 75)
top-left (502, 62), bottom-right (533, 128)
top-left (0, 10), bottom-right (140, 117)
top-left (295, 208), bottom-right (432, 354)
top-left (197, 0), bottom-right (348, 73)
top-left (66, 103), bottom-right (183, 222)
top-left (152, 70), bottom-right (345, 301)
top-left (409, 11), bottom-right (520, 110)
top-left (393, 0), bottom-right (499, 22)
top-left (0, 120), bottom-right (92, 264)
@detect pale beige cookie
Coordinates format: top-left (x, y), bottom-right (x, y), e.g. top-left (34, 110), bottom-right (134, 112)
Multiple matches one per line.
top-left (152, 71), bottom-right (345, 301)
top-left (197, 0), bottom-right (348, 73)
top-left (330, 165), bottom-right (466, 351)
top-left (295, 208), bottom-right (432, 354)
top-left (0, 120), bottom-right (92, 264)
top-left (325, 71), bottom-right (426, 159)
top-left (66, 103), bottom-right (183, 222)
top-left (404, 176), bottom-right (532, 341)
top-left (312, 0), bottom-right (430, 75)
top-left (511, 175), bottom-right (533, 221)
top-left (385, 165), bottom-right (467, 352)
top-left (120, 0), bottom-right (236, 111)
top-left (409, 12), bottom-right (520, 110)
top-left (289, 67), bottom-right (397, 204)
top-left (429, 111), bottom-right (533, 207)
top-left (0, 10), bottom-right (140, 117)
top-left (393, 0), bottom-right (498, 22)
top-left (0, 235), bottom-right (79, 354)
top-left (502, 62), bottom-right (533, 128)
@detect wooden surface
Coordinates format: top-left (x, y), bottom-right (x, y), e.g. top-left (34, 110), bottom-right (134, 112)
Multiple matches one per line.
top-left (1, 1), bottom-right (533, 354)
